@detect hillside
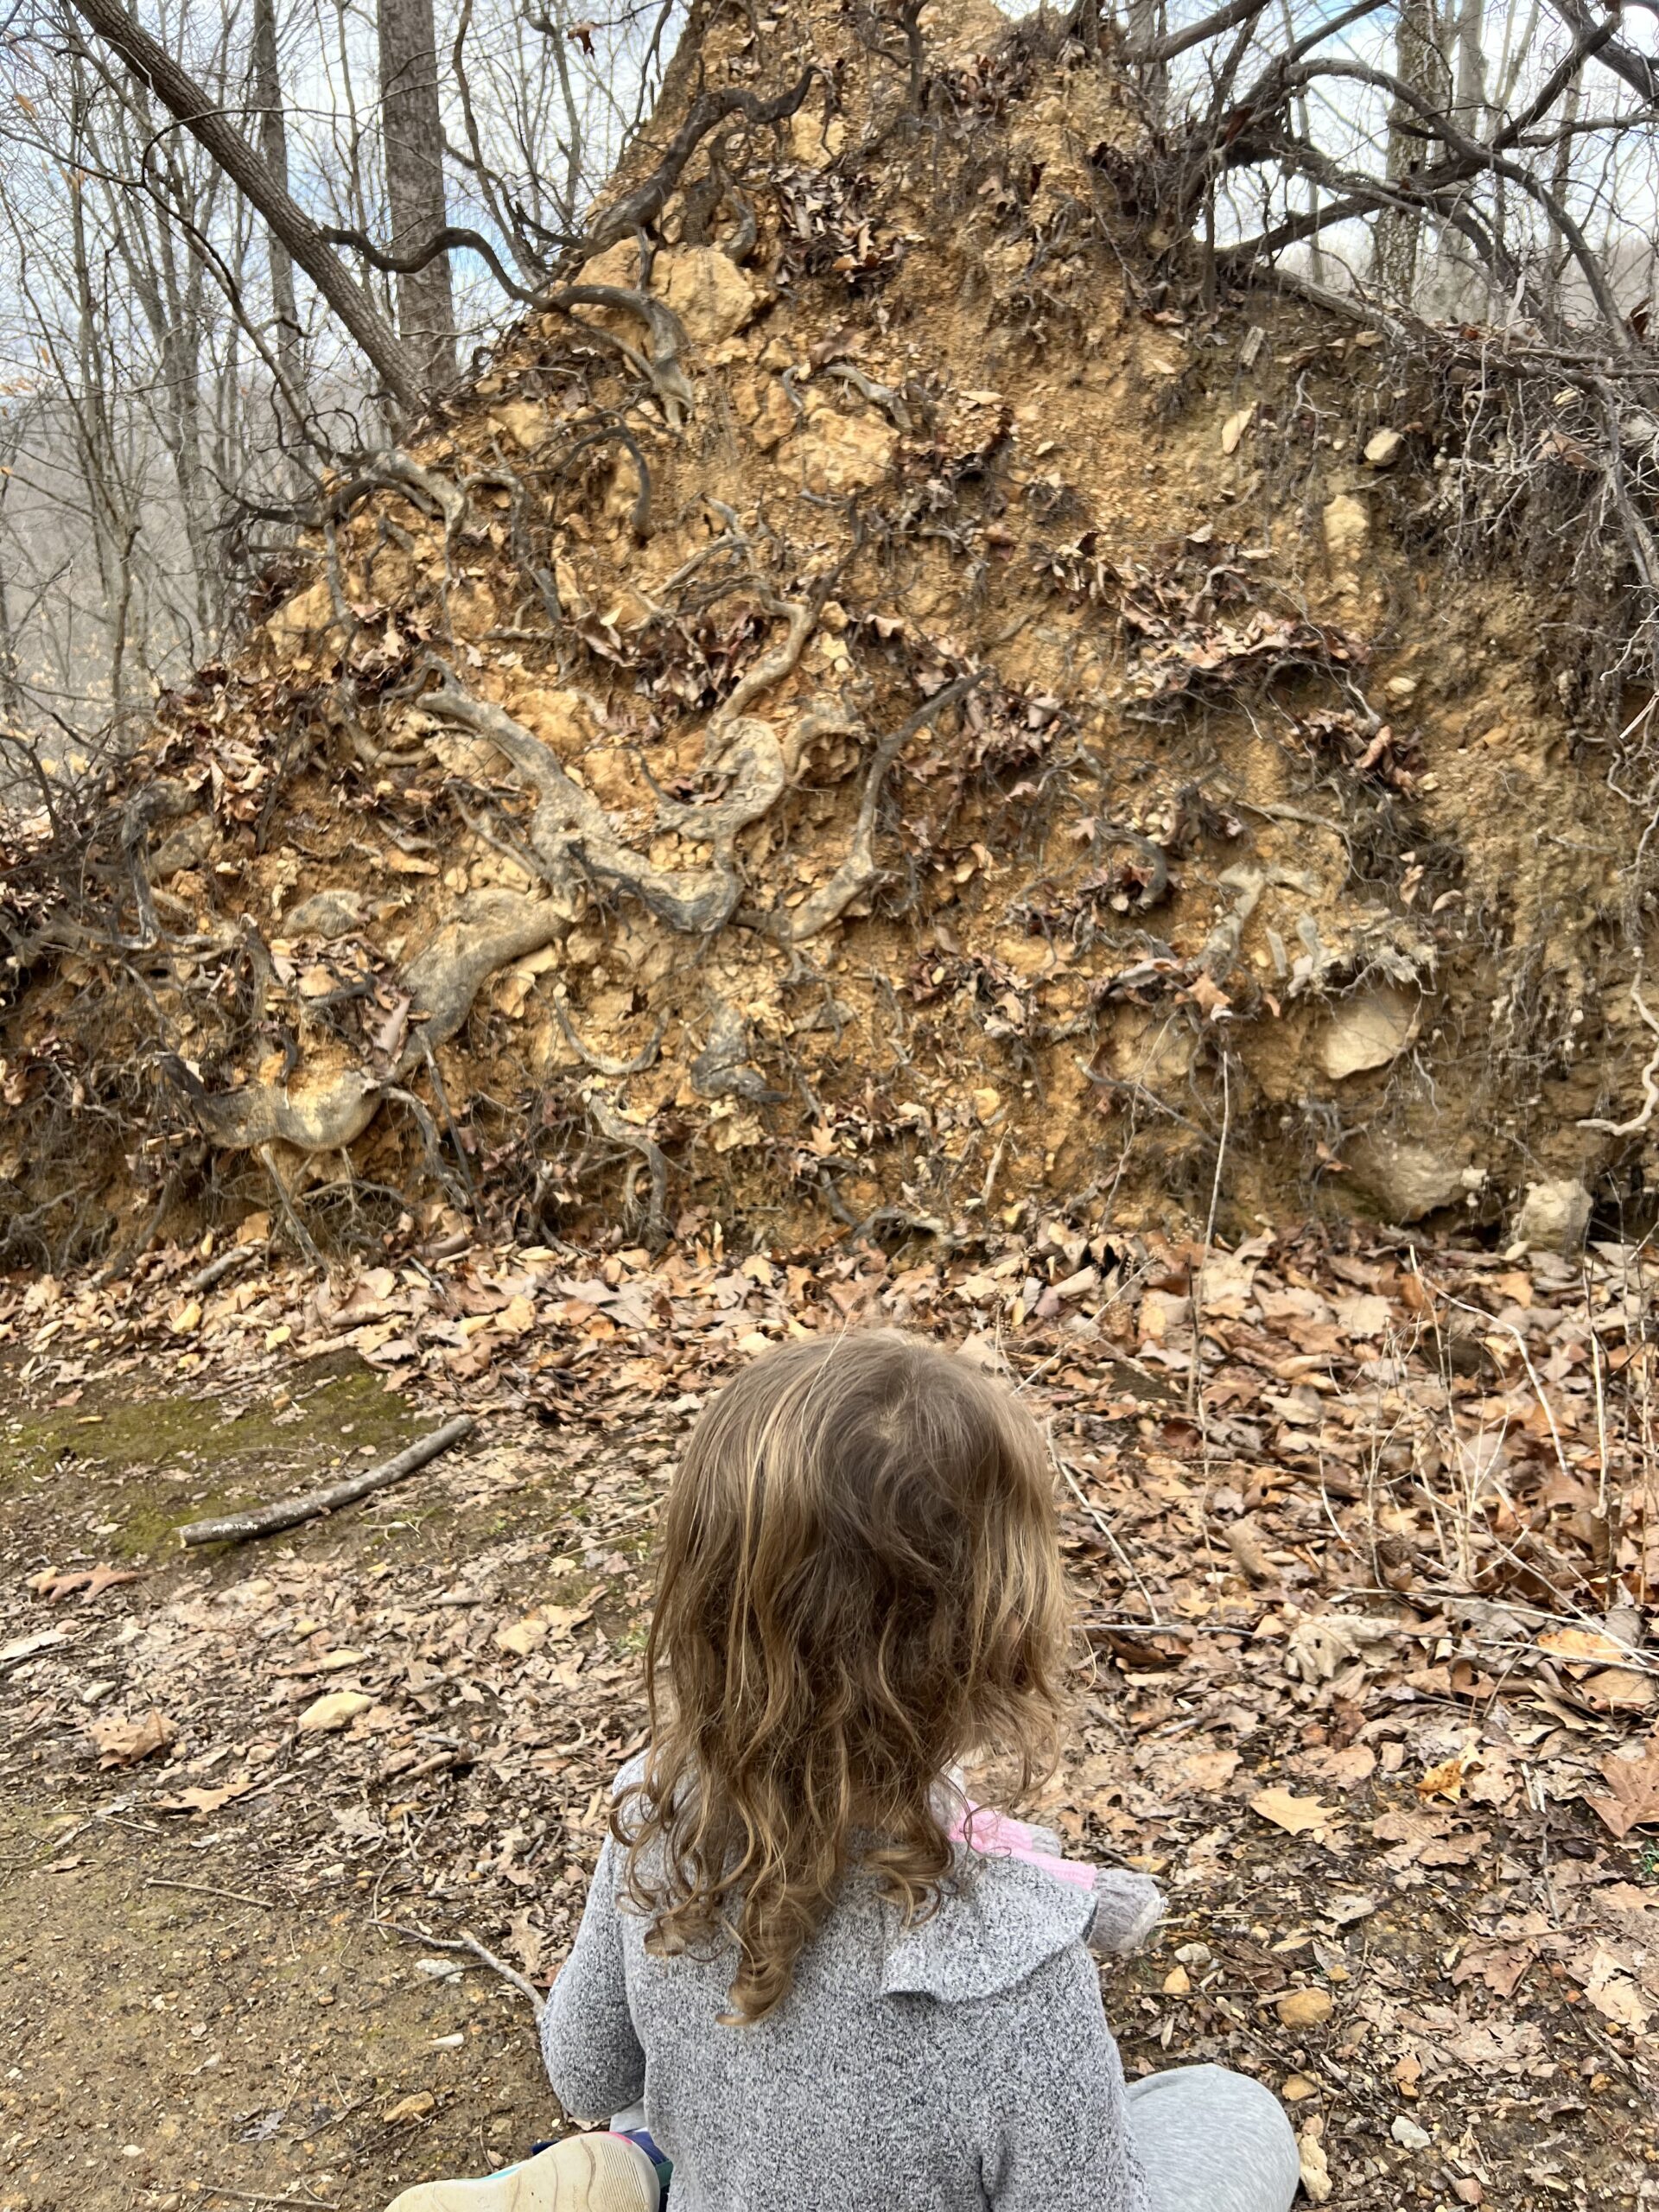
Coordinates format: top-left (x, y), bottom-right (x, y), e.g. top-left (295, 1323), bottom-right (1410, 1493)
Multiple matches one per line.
top-left (2, 0), bottom-right (1652, 1265)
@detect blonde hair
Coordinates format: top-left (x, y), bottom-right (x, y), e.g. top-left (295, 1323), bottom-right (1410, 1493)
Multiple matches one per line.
top-left (615, 1328), bottom-right (1071, 2023)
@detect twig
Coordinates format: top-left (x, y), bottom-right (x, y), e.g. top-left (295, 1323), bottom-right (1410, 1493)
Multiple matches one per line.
top-left (144, 1877), bottom-right (278, 1909)
top-left (178, 1416), bottom-right (476, 1546)
top-left (185, 1245), bottom-right (257, 1296)
top-left (1056, 1457), bottom-right (1172, 1630)
top-left (290, 2097), bottom-right (370, 2145)
top-left (1189, 1046), bottom-right (1232, 1426)
top-left (257, 1141), bottom-right (325, 1270)
top-left (369, 1916), bottom-right (545, 2016)
top-left (192, 2187), bottom-right (335, 2209)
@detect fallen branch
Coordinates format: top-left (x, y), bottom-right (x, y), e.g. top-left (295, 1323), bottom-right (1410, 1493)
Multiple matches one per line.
top-left (184, 1246), bottom-right (257, 1297)
top-left (369, 1916), bottom-right (545, 2015)
top-left (178, 1416), bottom-right (475, 1547)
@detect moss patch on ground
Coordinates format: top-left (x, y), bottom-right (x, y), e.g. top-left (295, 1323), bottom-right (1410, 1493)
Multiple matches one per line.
top-left (1, 1363), bottom-right (423, 1560)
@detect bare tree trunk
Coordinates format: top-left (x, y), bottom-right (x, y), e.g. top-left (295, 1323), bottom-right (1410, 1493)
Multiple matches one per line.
top-left (251, 0), bottom-right (308, 448)
top-left (0, 430), bottom-right (23, 728)
top-left (1545, 65), bottom-right (1581, 321)
top-left (65, 88), bottom-right (138, 723)
top-left (1374, 0), bottom-right (1446, 303)
top-left (1453, 0), bottom-right (1487, 119)
top-left (65, 0), bottom-right (425, 413)
top-left (378, 0), bottom-right (456, 387)
top-left (1127, 0), bottom-right (1168, 115)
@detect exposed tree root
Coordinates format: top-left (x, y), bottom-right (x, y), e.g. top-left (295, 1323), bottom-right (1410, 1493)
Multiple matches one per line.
top-left (545, 286), bottom-right (695, 426)
top-left (588, 1090), bottom-right (670, 1248)
top-left (1580, 982), bottom-right (1659, 1136)
top-left (399, 889), bottom-right (575, 1062)
top-left (690, 1001), bottom-right (785, 1101)
top-left (163, 1052), bottom-right (384, 1153)
top-left (427, 683), bottom-right (743, 931)
top-left (760, 672), bottom-right (982, 944)
top-left (553, 998), bottom-right (666, 1077)
top-left (581, 70), bottom-right (818, 255)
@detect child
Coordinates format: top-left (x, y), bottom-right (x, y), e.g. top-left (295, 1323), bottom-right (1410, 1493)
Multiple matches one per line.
top-left (390, 1331), bottom-right (1300, 2212)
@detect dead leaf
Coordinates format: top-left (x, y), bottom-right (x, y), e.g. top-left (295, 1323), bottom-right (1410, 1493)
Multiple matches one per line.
top-left (297, 1689), bottom-right (372, 1734)
top-left (494, 1602), bottom-right (593, 1657)
top-left (0, 1627), bottom-right (67, 1664)
top-left (158, 1777), bottom-right (258, 1816)
top-left (80, 1563), bottom-right (142, 1600)
top-left (1417, 1747), bottom-right (1478, 1802)
top-left (1275, 1986), bottom-right (1333, 2029)
top-left (1451, 1942), bottom-right (1535, 1999)
top-left (1179, 1746), bottom-right (1242, 1792)
top-left (1300, 1744), bottom-right (1376, 1787)
top-left (1584, 1735), bottom-right (1659, 1838)
top-left (1320, 1893), bottom-right (1376, 1926)
top-left (1538, 1626), bottom-right (1628, 1665)
top-left (88, 1709), bottom-right (176, 1768)
top-left (1332, 1294), bottom-right (1391, 1338)
top-left (1580, 1946), bottom-right (1651, 2033)
top-left (1250, 1787), bottom-right (1335, 1837)
top-left (1580, 1666), bottom-right (1655, 1713)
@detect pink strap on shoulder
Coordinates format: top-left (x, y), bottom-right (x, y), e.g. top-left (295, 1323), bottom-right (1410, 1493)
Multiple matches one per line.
top-left (950, 1798), bottom-right (1097, 1893)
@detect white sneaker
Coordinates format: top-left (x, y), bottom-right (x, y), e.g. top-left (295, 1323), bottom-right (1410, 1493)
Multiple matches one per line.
top-left (384, 2132), bottom-right (662, 2212)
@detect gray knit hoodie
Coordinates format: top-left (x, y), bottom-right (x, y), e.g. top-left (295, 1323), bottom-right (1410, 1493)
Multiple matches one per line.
top-left (540, 1775), bottom-right (1160, 2212)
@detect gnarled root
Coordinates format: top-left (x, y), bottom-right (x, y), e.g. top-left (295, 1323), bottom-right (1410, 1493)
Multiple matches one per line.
top-left (651, 593), bottom-right (830, 856)
top-left (120, 778), bottom-right (196, 950)
top-left (554, 997), bottom-right (666, 1077)
top-left (588, 1090), bottom-right (670, 1249)
top-left (162, 1052), bottom-right (384, 1153)
top-left (427, 682), bottom-right (742, 933)
top-left (398, 889), bottom-right (575, 1065)
top-left (547, 286), bottom-right (694, 426)
top-left (691, 1001), bottom-right (785, 1102)
top-left (762, 673), bottom-right (981, 944)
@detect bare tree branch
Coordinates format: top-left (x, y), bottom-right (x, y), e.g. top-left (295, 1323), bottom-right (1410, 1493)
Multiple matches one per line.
top-left (64, 0), bottom-right (427, 411)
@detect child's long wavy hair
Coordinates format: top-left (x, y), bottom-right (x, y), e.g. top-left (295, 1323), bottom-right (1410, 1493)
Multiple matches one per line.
top-left (615, 1328), bottom-right (1071, 2024)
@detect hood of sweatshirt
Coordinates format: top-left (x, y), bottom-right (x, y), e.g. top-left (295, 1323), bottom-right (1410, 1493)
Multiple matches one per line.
top-left (876, 1848), bottom-right (1097, 2002)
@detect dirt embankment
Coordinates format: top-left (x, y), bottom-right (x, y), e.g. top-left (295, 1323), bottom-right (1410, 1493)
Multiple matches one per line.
top-left (2, 0), bottom-right (1654, 1268)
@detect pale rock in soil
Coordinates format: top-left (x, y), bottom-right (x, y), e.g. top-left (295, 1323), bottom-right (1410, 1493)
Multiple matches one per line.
top-left (1364, 428), bottom-right (1403, 467)
top-left (1345, 1134), bottom-right (1471, 1220)
top-left (1297, 2126), bottom-right (1332, 2204)
top-left (658, 246), bottom-right (760, 346)
top-left (1321, 493), bottom-right (1370, 564)
top-left (793, 404), bottom-right (896, 495)
top-left (1319, 983), bottom-right (1420, 1078)
top-left (786, 106), bottom-right (847, 164)
top-left (297, 1689), bottom-right (372, 1733)
top-left (282, 888), bottom-right (368, 942)
top-left (150, 815), bottom-right (216, 881)
top-left (1275, 1986), bottom-right (1334, 2029)
top-left (1513, 1176), bottom-right (1592, 1255)
top-left (487, 399), bottom-right (547, 453)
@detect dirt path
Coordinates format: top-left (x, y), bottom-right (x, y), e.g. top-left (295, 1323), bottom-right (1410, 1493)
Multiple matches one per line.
top-left (3, 1259), bottom-right (1656, 2210)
